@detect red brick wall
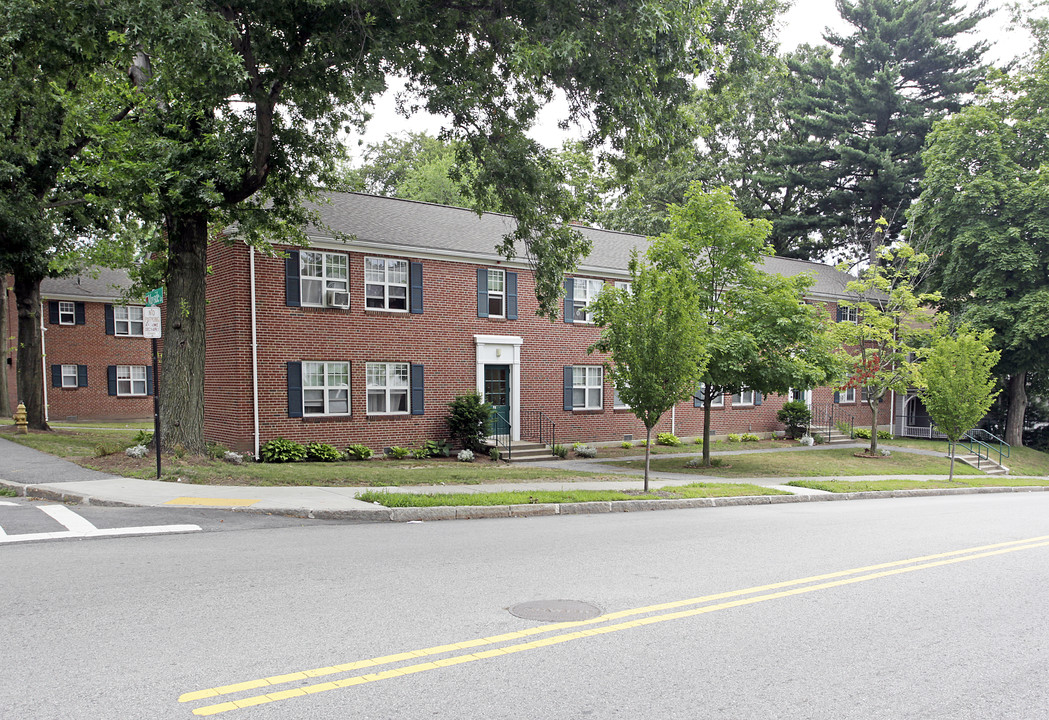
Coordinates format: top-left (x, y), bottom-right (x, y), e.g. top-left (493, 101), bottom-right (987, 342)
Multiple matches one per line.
top-left (203, 243), bottom-right (889, 453)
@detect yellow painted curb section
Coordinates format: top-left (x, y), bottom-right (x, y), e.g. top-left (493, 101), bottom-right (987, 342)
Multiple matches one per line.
top-left (165, 497), bottom-right (260, 507)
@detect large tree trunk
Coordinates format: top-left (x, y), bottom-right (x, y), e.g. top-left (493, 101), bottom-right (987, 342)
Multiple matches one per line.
top-left (0, 278), bottom-right (11, 418)
top-left (161, 212), bottom-right (208, 453)
top-left (14, 272), bottom-right (48, 429)
top-left (1005, 372), bottom-right (1027, 447)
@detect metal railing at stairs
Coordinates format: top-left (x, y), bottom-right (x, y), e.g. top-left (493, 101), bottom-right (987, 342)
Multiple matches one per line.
top-left (808, 404), bottom-right (854, 442)
top-left (954, 428), bottom-right (1010, 470)
top-left (489, 408), bottom-right (512, 462)
top-left (520, 409), bottom-right (556, 457)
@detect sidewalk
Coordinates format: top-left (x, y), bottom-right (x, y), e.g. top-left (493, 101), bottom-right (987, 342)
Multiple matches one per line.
top-left (2, 437), bottom-right (1045, 522)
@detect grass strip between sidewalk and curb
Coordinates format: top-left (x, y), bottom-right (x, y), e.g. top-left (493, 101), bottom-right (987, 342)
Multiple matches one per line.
top-left (357, 483), bottom-right (789, 507)
top-left (787, 478), bottom-right (1049, 493)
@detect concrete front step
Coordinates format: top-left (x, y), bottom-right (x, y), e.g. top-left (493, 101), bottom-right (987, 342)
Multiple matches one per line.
top-left (956, 454), bottom-right (1009, 475)
top-left (486, 441), bottom-right (556, 462)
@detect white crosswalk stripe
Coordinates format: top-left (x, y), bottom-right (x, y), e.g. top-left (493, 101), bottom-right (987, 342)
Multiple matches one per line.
top-left (0, 504), bottom-right (201, 544)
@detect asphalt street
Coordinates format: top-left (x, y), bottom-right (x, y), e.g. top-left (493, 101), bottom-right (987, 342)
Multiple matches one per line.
top-left (3, 492), bottom-right (1049, 719)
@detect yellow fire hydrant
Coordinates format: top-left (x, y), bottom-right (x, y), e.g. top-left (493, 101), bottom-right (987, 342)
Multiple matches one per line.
top-left (13, 402), bottom-right (28, 434)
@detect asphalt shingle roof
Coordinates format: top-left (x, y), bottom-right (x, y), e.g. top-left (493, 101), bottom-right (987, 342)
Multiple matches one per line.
top-left (40, 267), bottom-right (134, 301)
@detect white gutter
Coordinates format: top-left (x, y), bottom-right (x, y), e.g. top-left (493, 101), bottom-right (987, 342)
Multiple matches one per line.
top-left (39, 301), bottom-right (48, 422)
top-left (250, 247), bottom-right (260, 459)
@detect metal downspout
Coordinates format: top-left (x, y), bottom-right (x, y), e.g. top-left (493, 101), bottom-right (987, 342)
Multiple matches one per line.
top-left (40, 301), bottom-right (48, 423)
top-left (250, 247), bottom-right (260, 459)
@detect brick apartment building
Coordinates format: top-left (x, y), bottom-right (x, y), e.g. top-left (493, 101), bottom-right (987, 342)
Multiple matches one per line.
top-left (6, 192), bottom-right (894, 452)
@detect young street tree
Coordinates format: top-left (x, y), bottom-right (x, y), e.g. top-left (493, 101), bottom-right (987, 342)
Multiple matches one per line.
top-left (650, 182), bottom-right (839, 466)
top-left (92, 0), bottom-right (767, 453)
top-left (917, 320), bottom-right (1000, 480)
top-left (834, 236), bottom-right (940, 456)
top-left (910, 41), bottom-right (1049, 447)
top-left (589, 257), bottom-right (707, 490)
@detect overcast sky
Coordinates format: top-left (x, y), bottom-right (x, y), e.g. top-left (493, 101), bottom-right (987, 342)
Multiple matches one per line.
top-left (345, 1), bottom-right (1034, 161)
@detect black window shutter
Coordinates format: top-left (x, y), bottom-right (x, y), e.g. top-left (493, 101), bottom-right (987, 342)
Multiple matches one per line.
top-left (694, 385), bottom-right (702, 408)
top-left (507, 272), bottom-right (518, 320)
top-left (146, 366), bottom-right (154, 395)
top-left (836, 305), bottom-right (845, 322)
top-left (563, 366), bottom-right (574, 411)
top-left (410, 364), bottom-right (424, 415)
top-left (755, 392), bottom-right (763, 406)
top-left (48, 301), bottom-right (59, 324)
top-left (77, 365), bottom-right (88, 387)
top-left (107, 366), bottom-right (117, 396)
top-left (476, 267), bottom-right (488, 318)
top-left (833, 391), bottom-right (840, 404)
top-left (287, 361), bottom-right (303, 418)
top-left (51, 364), bottom-right (61, 388)
top-left (74, 302), bottom-right (86, 325)
top-left (104, 304), bottom-right (115, 335)
top-left (285, 250), bottom-right (301, 307)
top-left (564, 279), bottom-right (574, 324)
top-left (410, 262), bottom-right (423, 314)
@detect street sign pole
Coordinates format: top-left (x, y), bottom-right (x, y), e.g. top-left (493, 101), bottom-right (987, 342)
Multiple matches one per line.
top-left (144, 289), bottom-right (164, 480)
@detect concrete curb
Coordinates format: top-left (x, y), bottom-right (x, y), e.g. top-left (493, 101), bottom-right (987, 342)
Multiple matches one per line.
top-left (5, 477), bottom-right (1049, 523)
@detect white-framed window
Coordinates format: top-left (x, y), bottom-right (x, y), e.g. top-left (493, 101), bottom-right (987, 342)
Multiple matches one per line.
top-left (487, 269), bottom-right (505, 318)
top-left (840, 387), bottom-right (856, 403)
top-left (789, 388), bottom-right (811, 404)
top-left (302, 361), bottom-right (350, 416)
top-left (697, 383), bottom-right (724, 407)
top-left (60, 364), bottom-right (78, 388)
top-left (734, 387), bottom-right (756, 406)
top-left (58, 301), bottom-right (76, 325)
top-left (365, 257), bottom-right (409, 311)
top-left (116, 365), bottom-right (147, 396)
top-left (613, 382), bottom-right (630, 409)
top-left (571, 278), bottom-right (605, 323)
top-left (614, 281), bottom-right (632, 294)
top-left (114, 306), bottom-right (144, 337)
top-left (839, 305), bottom-right (858, 323)
top-left (572, 366), bottom-right (603, 410)
top-left (366, 362), bottom-right (410, 414)
top-left (300, 251), bottom-right (349, 307)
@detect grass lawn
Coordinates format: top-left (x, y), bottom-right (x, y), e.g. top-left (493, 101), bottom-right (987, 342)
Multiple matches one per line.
top-left (357, 482), bottom-right (788, 507)
top-left (616, 447), bottom-right (982, 477)
top-left (588, 438), bottom-right (796, 459)
top-left (0, 426), bottom-right (615, 486)
top-left (880, 438), bottom-right (1049, 477)
top-left (787, 477), bottom-right (1049, 492)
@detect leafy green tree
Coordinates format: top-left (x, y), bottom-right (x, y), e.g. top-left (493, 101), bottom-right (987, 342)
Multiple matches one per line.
top-left (650, 183), bottom-right (839, 465)
top-left (910, 43), bottom-right (1049, 447)
top-left (917, 320), bottom-right (1000, 480)
top-left (779, 0), bottom-right (989, 262)
top-left (589, 257), bottom-right (708, 490)
top-left (346, 133), bottom-right (471, 207)
top-left (834, 236), bottom-right (940, 455)
top-left (91, 0), bottom-right (758, 452)
top-left (0, 0), bottom-right (132, 428)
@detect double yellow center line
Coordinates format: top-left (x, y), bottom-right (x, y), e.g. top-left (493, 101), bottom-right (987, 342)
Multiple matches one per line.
top-left (179, 534), bottom-right (1049, 716)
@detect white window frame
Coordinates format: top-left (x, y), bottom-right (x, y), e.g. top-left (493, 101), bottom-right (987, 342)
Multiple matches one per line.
top-left (487, 269), bottom-right (505, 318)
top-left (734, 388), bottom-right (756, 407)
top-left (58, 301), bottom-right (76, 325)
top-left (302, 361), bottom-right (350, 416)
top-left (840, 387), bottom-right (856, 403)
top-left (366, 362), bottom-right (410, 415)
top-left (572, 365), bottom-right (603, 410)
top-left (614, 281), bottom-right (632, 294)
top-left (697, 383), bottom-right (724, 408)
top-left (613, 382), bottom-right (630, 409)
top-left (60, 364), bottom-right (78, 388)
top-left (839, 305), bottom-right (858, 323)
top-left (365, 257), bottom-right (409, 312)
top-left (300, 251), bottom-right (349, 307)
top-left (116, 365), bottom-right (147, 396)
top-left (572, 278), bottom-right (605, 323)
top-left (114, 306), bottom-right (144, 337)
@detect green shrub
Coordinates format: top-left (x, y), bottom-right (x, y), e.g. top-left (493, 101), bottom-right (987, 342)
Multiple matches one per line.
top-left (205, 441), bottom-right (229, 460)
top-left (694, 437), bottom-right (704, 445)
top-left (637, 439), bottom-right (647, 447)
top-left (345, 443), bottom-right (373, 461)
top-left (812, 433), bottom-right (825, 445)
top-left (835, 420), bottom-right (853, 436)
top-left (878, 430), bottom-right (892, 440)
top-left (303, 442), bottom-right (341, 462)
top-left (656, 432), bottom-right (682, 446)
top-left (385, 446), bottom-right (411, 460)
top-left (727, 433), bottom-right (742, 443)
top-left (572, 442), bottom-right (584, 451)
top-left (776, 400), bottom-right (811, 439)
top-left (409, 447), bottom-right (430, 459)
top-left (133, 430), bottom-right (154, 447)
top-left (423, 439), bottom-right (452, 458)
top-left (489, 447), bottom-right (501, 462)
top-left (621, 441), bottom-right (633, 449)
top-left (93, 442), bottom-right (123, 458)
top-left (260, 437), bottom-right (307, 463)
top-left (741, 433), bottom-right (760, 442)
top-left (0, 487), bottom-right (17, 497)
top-left (853, 427), bottom-right (872, 439)
top-left (446, 392), bottom-right (494, 453)
top-left (551, 444), bottom-right (568, 458)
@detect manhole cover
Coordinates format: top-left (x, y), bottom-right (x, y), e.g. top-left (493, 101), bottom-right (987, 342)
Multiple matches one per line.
top-left (508, 599), bottom-right (602, 622)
